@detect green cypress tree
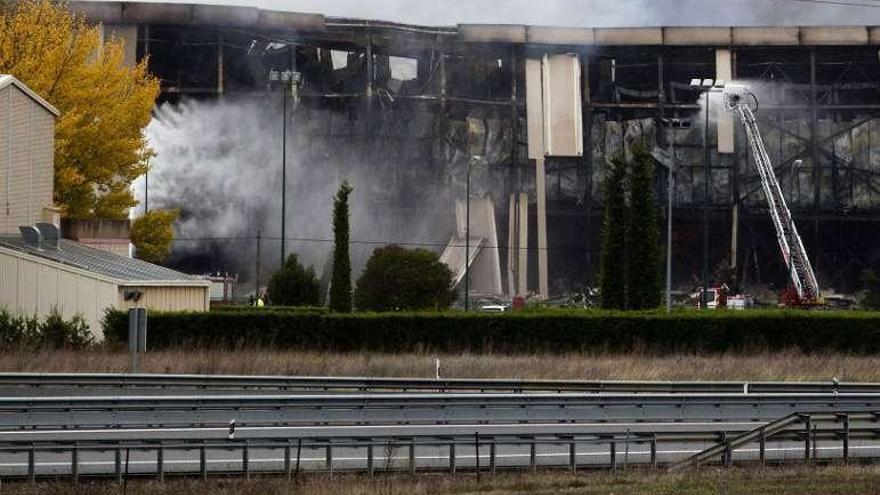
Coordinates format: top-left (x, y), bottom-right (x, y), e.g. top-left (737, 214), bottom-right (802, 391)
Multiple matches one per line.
top-left (626, 145), bottom-right (662, 310)
top-left (599, 153), bottom-right (628, 309)
top-left (329, 181), bottom-right (353, 312)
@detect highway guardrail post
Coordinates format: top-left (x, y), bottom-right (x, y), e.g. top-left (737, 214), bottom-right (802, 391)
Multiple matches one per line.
top-left (804, 415), bottom-right (812, 462)
top-left (326, 443), bottom-right (333, 477)
top-left (284, 440), bottom-right (292, 480)
top-left (295, 438), bottom-right (302, 480)
top-left (367, 441), bottom-right (374, 477)
top-left (449, 442), bottom-right (456, 475)
top-left (650, 436), bottom-right (658, 469)
top-left (243, 440), bottom-right (250, 479)
top-left (759, 428), bottom-right (766, 465)
top-left (114, 446), bottom-right (122, 483)
top-left (530, 440), bottom-right (536, 471)
top-left (610, 441), bottom-right (617, 471)
top-left (200, 442), bottom-right (207, 481)
top-left (409, 440), bottom-right (415, 476)
top-left (72, 443), bottom-right (79, 483)
top-left (842, 414), bottom-right (851, 464)
top-left (157, 443), bottom-right (165, 481)
top-left (569, 438), bottom-right (576, 472)
top-left (27, 443), bottom-right (35, 482)
top-left (474, 433), bottom-right (480, 481)
top-left (489, 439), bottom-right (496, 474)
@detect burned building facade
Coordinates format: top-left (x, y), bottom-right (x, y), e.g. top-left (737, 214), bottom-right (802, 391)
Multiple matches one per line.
top-left (74, 1), bottom-right (880, 297)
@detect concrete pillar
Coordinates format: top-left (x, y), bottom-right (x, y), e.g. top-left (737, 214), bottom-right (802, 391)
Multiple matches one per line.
top-left (518, 192), bottom-right (529, 296)
top-left (536, 158), bottom-right (549, 298)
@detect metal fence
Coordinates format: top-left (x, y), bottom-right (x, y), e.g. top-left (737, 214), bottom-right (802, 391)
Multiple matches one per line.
top-left (1, 410), bottom-right (878, 480)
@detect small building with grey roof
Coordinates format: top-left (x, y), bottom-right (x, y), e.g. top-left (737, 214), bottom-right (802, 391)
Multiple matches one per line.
top-left (0, 75), bottom-right (209, 338)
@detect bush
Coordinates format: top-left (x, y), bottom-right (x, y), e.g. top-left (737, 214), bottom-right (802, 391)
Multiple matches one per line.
top-left (0, 308), bottom-right (93, 349)
top-left (267, 254), bottom-right (321, 306)
top-left (355, 245), bottom-right (455, 311)
top-left (861, 269), bottom-right (880, 310)
top-left (102, 308), bottom-right (880, 355)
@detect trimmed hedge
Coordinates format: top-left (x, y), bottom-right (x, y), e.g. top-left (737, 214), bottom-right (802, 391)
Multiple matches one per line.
top-left (102, 309), bottom-right (880, 354)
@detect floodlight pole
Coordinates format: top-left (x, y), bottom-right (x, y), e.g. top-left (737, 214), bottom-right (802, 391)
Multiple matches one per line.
top-left (702, 90), bottom-right (711, 309)
top-left (666, 124), bottom-right (676, 313)
top-left (465, 161), bottom-right (470, 311)
top-left (281, 82), bottom-right (288, 266)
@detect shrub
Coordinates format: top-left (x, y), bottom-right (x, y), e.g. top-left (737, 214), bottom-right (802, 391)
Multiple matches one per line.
top-left (354, 245), bottom-right (455, 311)
top-left (38, 310), bottom-right (93, 349)
top-left (599, 153), bottom-right (627, 309)
top-left (861, 269), bottom-right (880, 310)
top-left (267, 254), bottom-right (321, 306)
top-left (102, 308), bottom-right (880, 355)
top-left (0, 308), bottom-right (93, 349)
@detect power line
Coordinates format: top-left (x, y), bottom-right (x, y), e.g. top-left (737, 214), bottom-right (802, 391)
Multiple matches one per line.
top-left (171, 235), bottom-right (588, 253)
top-left (778, 0), bottom-right (880, 7)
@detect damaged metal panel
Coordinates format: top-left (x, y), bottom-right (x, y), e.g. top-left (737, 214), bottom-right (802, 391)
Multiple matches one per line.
top-left (800, 27), bottom-right (869, 45)
top-left (193, 5), bottom-right (259, 28)
top-left (716, 49), bottom-right (734, 154)
top-left (593, 28), bottom-right (663, 45)
top-left (525, 58), bottom-right (544, 160)
top-left (527, 27), bottom-right (594, 46)
top-left (257, 10), bottom-right (325, 32)
top-left (664, 27), bottom-right (731, 45)
top-left (732, 27), bottom-right (800, 46)
top-left (122, 2), bottom-right (193, 25)
top-left (69, 1), bottom-right (123, 24)
top-left (542, 54), bottom-right (582, 157)
top-left (458, 24), bottom-right (527, 43)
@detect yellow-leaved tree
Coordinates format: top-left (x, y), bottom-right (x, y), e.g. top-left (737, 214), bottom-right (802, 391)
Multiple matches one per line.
top-left (0, 0), bottom-right (177, 263)
top-left (131, 209), bottom-right (179, 264)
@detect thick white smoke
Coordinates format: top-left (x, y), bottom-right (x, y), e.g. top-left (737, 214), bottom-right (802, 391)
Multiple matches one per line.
top-left (135, 95), bottom-right (459, 287)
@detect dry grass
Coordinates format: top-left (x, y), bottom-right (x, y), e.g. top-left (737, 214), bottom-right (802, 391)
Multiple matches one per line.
top-left (0, 348), bottom-right (879, 381)
top-left (4, 464), bottom-right (880, 495)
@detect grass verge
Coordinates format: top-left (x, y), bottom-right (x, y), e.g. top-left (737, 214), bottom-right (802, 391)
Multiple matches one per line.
top-left (4, 464), bottom-right (880, 495)
top-left (0, 348), bottom-right (879, 381)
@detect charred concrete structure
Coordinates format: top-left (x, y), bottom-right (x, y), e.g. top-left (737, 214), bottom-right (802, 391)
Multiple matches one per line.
top-left (73, 1), bottom-right (880, 296)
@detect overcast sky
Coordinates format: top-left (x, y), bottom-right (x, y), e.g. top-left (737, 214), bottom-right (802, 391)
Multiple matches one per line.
top-left (124, 0), bottom-right (880, 27)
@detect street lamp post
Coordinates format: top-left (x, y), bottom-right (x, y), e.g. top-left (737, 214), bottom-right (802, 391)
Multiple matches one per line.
top-left (662, 120), bottom-right (680, 313)
top-left (689, 78), bottom-right (725, 308)
top-left (465, 161), bottom-right (470, 311)
top-left (268, 69), bottom-right (301, 266)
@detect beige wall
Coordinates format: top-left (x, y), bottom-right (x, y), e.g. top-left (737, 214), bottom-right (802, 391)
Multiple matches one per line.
top-left (0, 246), bottom-right (117, 338)
top-left (0, 245), bottom-right (210, 340)
top-left (117, 285), bottom-right (210, 313)
top-left (0, 84), bottom-right (55, 235)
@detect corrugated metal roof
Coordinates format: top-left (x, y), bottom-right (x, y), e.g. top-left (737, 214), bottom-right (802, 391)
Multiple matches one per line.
top-left (0, 75), bottom-right (60, 116)
top-left (0, 235), bottom-right (204, 284)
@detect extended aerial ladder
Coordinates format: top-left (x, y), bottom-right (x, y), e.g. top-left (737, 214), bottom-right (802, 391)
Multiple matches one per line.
top-left (723, 85), bottom-right (821, 304)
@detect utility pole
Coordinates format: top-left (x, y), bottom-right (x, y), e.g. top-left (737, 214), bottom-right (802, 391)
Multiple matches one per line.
top-left (702, 90), bottom-right (711, 308)
top-left (666, 123), bottom-right (676, 313)
top-left (255, 229), bottom-right (262, 297)
top-left (269, 66), bottom-right (301, 267)
top-left (465, 162), bottom-right (470, 311)
top-left (281, 84), bottom-right (288, 266)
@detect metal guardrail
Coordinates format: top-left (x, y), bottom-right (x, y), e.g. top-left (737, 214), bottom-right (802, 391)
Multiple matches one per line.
top-left (670, 410), bottom-right (880, 470)
top-left (1, 392), bottom-right (879, 432)
top-left (0, 372), bottom-right (875, 395)
top-left (2, 414), bottom-right (880, 480)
